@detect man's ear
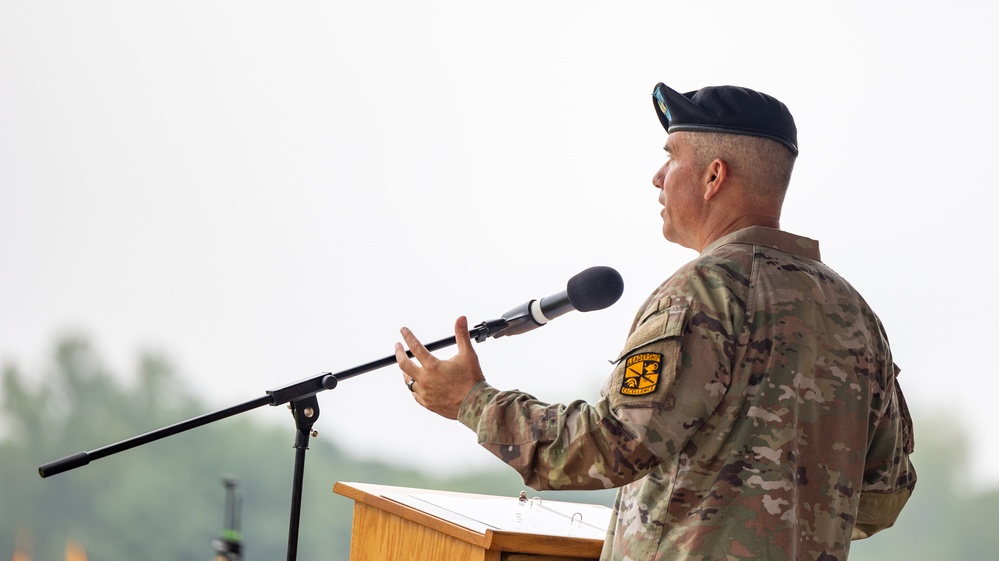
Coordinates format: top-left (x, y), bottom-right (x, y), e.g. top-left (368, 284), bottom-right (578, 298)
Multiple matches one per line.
top-left (703, 158), bottom-right (728, 200)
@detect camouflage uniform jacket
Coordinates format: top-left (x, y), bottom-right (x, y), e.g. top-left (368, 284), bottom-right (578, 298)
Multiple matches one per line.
top-left (458, 226), bottom-right (916, 561)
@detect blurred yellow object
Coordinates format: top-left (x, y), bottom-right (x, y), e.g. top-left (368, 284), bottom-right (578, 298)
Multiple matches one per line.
top-left (64, 540), bottom-right (86, 561)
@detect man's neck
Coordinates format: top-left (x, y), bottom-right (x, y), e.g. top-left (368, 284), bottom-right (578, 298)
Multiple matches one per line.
top-left (696, 215), bottom-right (780, 253)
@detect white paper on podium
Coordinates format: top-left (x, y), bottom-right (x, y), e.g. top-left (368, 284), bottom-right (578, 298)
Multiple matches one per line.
top-left (382, 492), bottom-right (612, 540)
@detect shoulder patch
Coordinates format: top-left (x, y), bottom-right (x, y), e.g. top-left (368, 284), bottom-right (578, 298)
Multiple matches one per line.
top-left (620, 352), bottom-right (663, 396)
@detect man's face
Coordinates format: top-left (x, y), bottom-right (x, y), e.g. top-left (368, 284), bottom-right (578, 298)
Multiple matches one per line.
top-left (652, 133), bottom-right (704, 249)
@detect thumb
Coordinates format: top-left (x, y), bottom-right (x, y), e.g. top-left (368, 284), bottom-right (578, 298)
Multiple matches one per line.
top-left (454, 315), bottom-right (473, 353)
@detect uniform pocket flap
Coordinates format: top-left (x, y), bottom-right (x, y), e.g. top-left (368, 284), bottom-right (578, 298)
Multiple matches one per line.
top-left (615, 304), bottom-right (688, 363)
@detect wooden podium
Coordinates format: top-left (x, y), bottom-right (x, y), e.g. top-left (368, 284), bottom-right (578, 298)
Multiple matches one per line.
top-left (333, 481), bottom-right (611, 561)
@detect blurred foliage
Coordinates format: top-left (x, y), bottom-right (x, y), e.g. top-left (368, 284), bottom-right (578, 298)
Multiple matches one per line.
top-left (848, 413), bottom-right (999, 560)
top-left (1, 335), bottom-right (995, 560)
top-left (0, 336), bottom-right (609, 561)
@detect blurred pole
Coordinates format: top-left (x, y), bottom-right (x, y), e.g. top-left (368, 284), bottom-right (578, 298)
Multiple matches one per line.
top-left (211, 476), bottom-right (242, 561)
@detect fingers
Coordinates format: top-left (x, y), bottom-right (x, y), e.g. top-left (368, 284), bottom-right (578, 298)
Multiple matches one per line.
top-left (396, 326), bottom-right (437, 396)
top-left (394, 342), bottom-right (415, 376)
top-left (399, 326), bottom-right (438, 367)
top-left (394, 316), bottom-right (485, 420)
top-left (454, 315), bottom-right (473, 354)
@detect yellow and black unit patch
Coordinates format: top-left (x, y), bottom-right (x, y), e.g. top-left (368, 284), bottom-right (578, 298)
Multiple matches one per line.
top-left (620, 352), bottom-right (663, 396)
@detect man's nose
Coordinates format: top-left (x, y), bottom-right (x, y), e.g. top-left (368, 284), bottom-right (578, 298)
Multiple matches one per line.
top-left (652, 165), bottom-right (665, 189)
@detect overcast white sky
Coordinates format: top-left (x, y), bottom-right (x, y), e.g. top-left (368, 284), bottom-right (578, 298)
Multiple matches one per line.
top-left (2, 1), bottom-right (997, 488)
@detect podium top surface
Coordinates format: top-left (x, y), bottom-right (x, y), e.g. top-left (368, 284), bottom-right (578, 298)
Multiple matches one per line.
top-left (334, 481), bottom-right (610, 558)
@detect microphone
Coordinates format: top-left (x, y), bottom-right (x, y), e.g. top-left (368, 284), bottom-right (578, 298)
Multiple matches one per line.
top-left (479, 266), bottom-right (624, 339)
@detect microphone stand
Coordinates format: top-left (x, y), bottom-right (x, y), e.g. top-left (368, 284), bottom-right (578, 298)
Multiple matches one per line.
top-left (37, 320), bottom-right (508, 561)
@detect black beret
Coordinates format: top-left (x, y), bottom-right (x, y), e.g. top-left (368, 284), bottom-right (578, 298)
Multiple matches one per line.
top-left (652, 82), bottom-right (798, 155)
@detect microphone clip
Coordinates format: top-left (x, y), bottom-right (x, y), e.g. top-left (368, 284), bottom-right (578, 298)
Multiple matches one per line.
top-left (471, 318), bottom-right (510, 342)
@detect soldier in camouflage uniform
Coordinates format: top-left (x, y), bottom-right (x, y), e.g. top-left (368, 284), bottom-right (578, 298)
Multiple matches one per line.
top-left (395, 82), bottom-right (916, 561)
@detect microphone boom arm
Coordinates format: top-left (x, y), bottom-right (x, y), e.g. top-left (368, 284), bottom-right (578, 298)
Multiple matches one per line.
top-left (35, 325), bottom-right (496, 559)
top-left (38, 324), bottom-right (505, 478)
top-left (36, 265), bottom-right (621, 561)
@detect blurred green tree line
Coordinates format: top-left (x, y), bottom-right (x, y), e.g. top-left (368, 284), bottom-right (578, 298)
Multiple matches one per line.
top-left (1, 336), bottom-right (995, 560)
top-left (0, 336), bottom-right (611, 560)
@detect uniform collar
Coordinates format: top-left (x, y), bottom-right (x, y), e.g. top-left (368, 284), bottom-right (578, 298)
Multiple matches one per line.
top-left (701, 226), bottom-right (821, 261)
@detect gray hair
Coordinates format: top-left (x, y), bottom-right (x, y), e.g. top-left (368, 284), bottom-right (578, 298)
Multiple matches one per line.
top-left (685, 131), bottom-right (796, 204)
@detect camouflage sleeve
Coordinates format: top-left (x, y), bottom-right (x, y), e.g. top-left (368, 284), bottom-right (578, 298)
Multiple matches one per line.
top-left (456, 264), bottom-right (738, 491)
top-left (852, 365), bottom-right (917, 539)
top-left (456, 380), bottom-right (660, 490)
top-left (604, 275), bottom-right (737, 464)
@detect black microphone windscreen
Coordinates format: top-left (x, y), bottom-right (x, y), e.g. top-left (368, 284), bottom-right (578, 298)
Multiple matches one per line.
top-left (566, 266), bottom-right (624, 312)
